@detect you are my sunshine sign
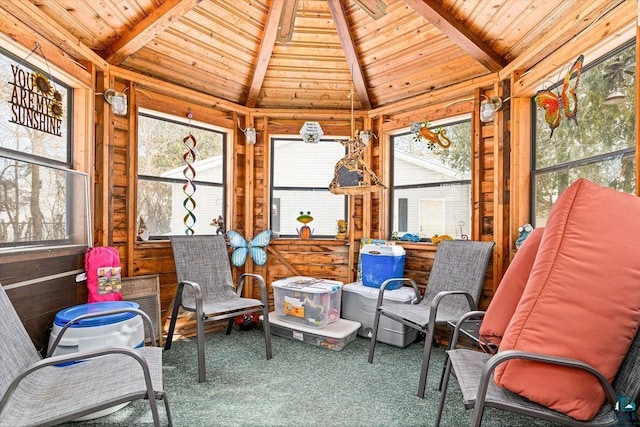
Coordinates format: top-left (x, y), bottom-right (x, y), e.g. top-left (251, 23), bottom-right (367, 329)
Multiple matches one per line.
top-left (8, 64), bottom-right (64, 137)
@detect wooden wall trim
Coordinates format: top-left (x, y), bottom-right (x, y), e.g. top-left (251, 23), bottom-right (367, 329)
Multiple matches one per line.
top-left (126, 81), bottom-right (137, 276)
top-left (243, 115), bottom-right (256, 297)
top-left (491, 80), bottom-right (510, 290)
top-left (509, 96), bottom-right (532, 251)
top-left (472, 88), bottom-right (483, 241)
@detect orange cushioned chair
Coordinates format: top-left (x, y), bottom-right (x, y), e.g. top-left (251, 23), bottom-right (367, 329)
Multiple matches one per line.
top-left (436, 178), bottom-right (640, 426)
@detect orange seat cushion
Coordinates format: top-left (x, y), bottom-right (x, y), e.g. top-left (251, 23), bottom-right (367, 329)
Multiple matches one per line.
top-left (495, 178), bottom-right (640, 421)
top-left (478, 227), bottom-right (544, 348)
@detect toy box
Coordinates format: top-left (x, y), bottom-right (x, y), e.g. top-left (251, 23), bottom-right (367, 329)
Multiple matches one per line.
top-left (342, 282), bottom-right (418, 347)
top-left (360, 244), bottom-right (406, 289)
top-left (262, 312), bottom-right (360, 351)
top-left (272, 276), bottom-right (343, 328)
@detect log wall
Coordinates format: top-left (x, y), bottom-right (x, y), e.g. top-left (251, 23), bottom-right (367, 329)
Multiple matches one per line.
top-left (1, 5), bottom-right (637, 348)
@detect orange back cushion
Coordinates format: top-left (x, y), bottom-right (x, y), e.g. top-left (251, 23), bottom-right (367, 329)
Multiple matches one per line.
top-left (494, 178), bottom-right (640, 421)
top-left (478, 227), bottom-right (544, 348)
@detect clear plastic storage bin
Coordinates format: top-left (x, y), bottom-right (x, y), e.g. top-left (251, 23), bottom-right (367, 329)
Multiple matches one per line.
top-left (272, 276), bottom-right (343, 328)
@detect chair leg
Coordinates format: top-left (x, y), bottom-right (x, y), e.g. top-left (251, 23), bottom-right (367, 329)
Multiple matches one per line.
top-left (434, 355), bottom-right (453, 427)
top-left (164, 294), bottom-right (182, 351)
top-left (194, 297), bottom-right (206, 382)
top-left (262, 306), bottom-right (273, 360)
top-left (438, 351), bottom-right (450, 391)
top-left (226, 318), bottom-right (234, 335)
top-left (367, 308), bottom-right (383, 363)
top-left (163, 393), bottom-right (174, 427)
top-left (417, 326), bottom-right (435, 398)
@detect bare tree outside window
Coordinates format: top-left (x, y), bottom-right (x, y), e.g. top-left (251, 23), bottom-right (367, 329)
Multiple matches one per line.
top-left (0, 46), bottom-right (85, 250)
top-left (532, 40), bottom-right (636, 225)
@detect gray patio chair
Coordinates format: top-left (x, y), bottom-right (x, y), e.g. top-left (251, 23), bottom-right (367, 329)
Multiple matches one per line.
top-left (367, 240), bottom-right (494, 398)
top-left (0, 283), bottom-right (171, 426)
top-left (435, 310), bottom-right (640, 426)
top-left (165, 235), bottom-right (272, 383)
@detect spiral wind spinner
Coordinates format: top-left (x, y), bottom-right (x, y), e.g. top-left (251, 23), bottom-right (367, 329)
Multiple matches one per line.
top-left (182, 120), bottom-right (197, 235)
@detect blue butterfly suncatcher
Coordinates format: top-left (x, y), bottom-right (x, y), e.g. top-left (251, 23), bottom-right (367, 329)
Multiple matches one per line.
top-left (227, 230), bottom-right (272, 267)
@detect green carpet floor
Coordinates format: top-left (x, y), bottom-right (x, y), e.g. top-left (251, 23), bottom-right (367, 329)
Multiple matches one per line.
top-left (64, 328), bottom-right (565, 426)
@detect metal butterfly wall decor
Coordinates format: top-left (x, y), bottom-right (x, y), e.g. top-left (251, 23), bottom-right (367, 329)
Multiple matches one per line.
top-left (534, 54), bottom-right (584, 138)
top-left (227, 229), bottom-right (272, 267)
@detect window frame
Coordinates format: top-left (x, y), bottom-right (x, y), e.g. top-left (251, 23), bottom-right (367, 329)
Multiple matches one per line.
top-left (0, 45), bottom-right (88, 252)
top-left (269, 136), bottom-right (348, 238)
top-left (530, 39), bottom-right (636, 226)
top-left (136, 108), bottom-right (227, 239)
top-left (389, 116), bottom-right (473, 240)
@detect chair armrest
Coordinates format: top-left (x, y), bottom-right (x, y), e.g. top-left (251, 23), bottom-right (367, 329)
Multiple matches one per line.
top-left (377, 278), bottom-right (421, 308)
top-left (177, 280), bottom-right (204, 320)
top-left (47, 308), bottom-right (157, 358)
top-left (0, 346), bottom-right (156, 416)
top-left (426, 290), bottom-right (478, 336)
top-left (238, 273), bottom-right (268, 307)
top-left (448, 310), bottom-right (486, 349)
top-left (431, 290), bottom-right (477, 313)
top-left (471, 349), bottom-right (618, 425)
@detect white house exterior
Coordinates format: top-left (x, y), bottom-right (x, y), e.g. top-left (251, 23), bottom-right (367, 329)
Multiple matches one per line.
top-left (161, 142), bottom-right (471, 239)
top-left (393, 151), bottom-right (471, 239)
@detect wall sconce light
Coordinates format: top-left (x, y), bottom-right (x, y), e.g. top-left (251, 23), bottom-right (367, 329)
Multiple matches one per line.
top-left (359, 130), bottom-right (373, 145)
top-left (479, 95), bottom-right (503, 122)
top-left (238, 120), bottom-right (257, 144)
top-left (104, 88), bottom-right (128, 116)
top-left (244, 127), bottom-right (257, 144)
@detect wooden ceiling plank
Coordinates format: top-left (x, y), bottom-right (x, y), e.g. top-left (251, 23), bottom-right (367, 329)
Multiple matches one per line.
top-left (0, 0), bottom-right (109, 70)
top-left (124, 51), bottom-right (246, 101)
top-left (327, 0), bottom-right (371, 110)
top-left (500, 0), bottom-right (630, 79)
top-left (103, 0), bottom-right (203, 65)
top-left (402, 0), bottom-right (506, 72)
top-left (245, 0), bottom-right (286, 108)
top-left (111, 65), bottom-right (249, 114)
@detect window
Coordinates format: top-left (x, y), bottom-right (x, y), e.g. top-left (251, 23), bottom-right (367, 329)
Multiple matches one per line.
top-left (391, 118), bottom-right (472, 239)
top-left (0, 46), bottom-right (88, 250)
top-left (271, 138), bottom-right (347, 237)
top-left (137, 110), bottom-right (226, 237)
top-left (532, 40), bottom-right (636, 226)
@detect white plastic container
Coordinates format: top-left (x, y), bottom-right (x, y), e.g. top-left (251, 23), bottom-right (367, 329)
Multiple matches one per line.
top-left (272, 276), bottom-right (343, 328)
top-left (360, 244), bottom-right (406, 289)
top-left (48, 301), bottom-right (144, 420)
top-left (342, 282), bottom-right (418, 347)
top-left (48, 301), bottom-right (145, 355)
top-left (262, 312), bottom-right (360, 351)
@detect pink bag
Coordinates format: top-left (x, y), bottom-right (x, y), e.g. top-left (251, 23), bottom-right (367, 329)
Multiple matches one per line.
top-left (84, 247), bottom-right (123, 303)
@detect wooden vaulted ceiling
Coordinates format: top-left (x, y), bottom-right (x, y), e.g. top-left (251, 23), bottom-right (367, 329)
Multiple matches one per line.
top-left (1, 0), bottom-right (633, 111)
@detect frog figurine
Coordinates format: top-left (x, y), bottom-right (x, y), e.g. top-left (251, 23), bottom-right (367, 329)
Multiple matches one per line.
top-left (296, 211), bottom-right (314, 239)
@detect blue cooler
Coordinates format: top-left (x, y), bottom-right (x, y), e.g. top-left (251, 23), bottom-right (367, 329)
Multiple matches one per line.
top-left (360, 244), bottom-right (406, 289)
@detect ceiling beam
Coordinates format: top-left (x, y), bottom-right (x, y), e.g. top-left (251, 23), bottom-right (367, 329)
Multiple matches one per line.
top-left (102, 0), bottom-right (202, 65)
top-left (353, 0), bottom-right (387, 20)
top-left (403, 0), bottom-right (506, 73)
top-left (327, 0), bottom-right (372, 110)
top-left (246, 0), bottom-right (286, 108)
top-left (276, 0), bottom-right (299, 43)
